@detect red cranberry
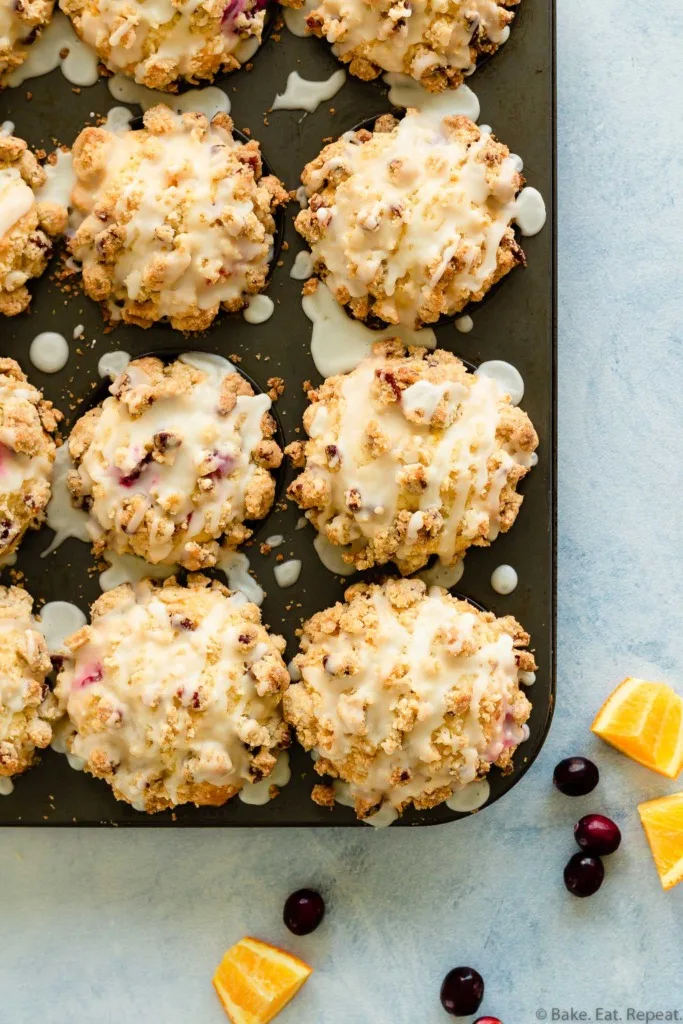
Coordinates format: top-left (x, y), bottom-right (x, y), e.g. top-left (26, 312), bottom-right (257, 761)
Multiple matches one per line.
top-left (564, 852), bottom-right (604, 897)
top-left (574, 814), bottom-right (621, 855)
top-left (475, 1019), bottom-right (502, 1024)
top-left (553, 756), bottom-right (599, 796)
top-left (440, 967), bottom-right (484, 1017)
top-left (283, 889), bottom-right (325, 935)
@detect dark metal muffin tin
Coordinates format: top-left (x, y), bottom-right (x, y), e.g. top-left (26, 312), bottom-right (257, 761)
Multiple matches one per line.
top-left (0, 0), bottom-right (555, 826)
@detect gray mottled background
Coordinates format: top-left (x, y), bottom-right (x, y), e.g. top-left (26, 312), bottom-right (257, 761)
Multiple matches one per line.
top-left (2, 1), bottom-right (683, 1021)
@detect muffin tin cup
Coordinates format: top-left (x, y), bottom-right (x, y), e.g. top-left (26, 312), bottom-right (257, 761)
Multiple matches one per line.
top-left (0, 0), bottom-right (555, 826)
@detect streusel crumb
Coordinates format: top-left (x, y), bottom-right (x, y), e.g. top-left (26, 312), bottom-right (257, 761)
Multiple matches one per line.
top-left (67, 355), bottom-right (282, 569)
top-left (54, 574), bottom-right (291, 813)
top-left (0, 0), bottom-right (55, 81)
top-left (296, 110), bottom-right (525, 328)
top-left (286, 340), bottom-right (537, 574)
top-left (284, 577), bottom-right (534, 821)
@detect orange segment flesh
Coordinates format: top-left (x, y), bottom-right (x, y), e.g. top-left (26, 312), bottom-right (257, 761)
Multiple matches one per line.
top-left (638, 793), bottom-right (683, 890)
top-left (591, 677), bottom-right (683, 779)
top-left (213, 937), bottom-right (312, 1024)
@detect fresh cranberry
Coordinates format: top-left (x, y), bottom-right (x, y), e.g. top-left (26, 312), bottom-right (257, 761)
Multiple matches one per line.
top-left (283, 889), bottom-right (325, 935)
top-left (553, 756), bottom-right (599, 796)
top-left (564, 853), bottom-right (604, 897)
top-left (74, 664), bottom-right (103, 689)
top-left (475, 1019), bottom-right (502, 1024)
top-left (440, 967), bottom-right (484, 1017)
top-left (574, 814), bottom-right (621, 856)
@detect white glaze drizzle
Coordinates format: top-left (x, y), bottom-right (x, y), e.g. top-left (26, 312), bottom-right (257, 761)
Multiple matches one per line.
top-left (216, 549), bottom-right (264, 606)
top-left (104, 106), bottom-right (135, 133)
top-left (99, 551), bottom-right (177, 592)
top-left (265, 534), bottom-right (284, 548)
top-left (243, 294), bottom-right (274, 324)
top-left (490, 564), bottom-right (517, 595)
top-left (313, 532), bottom-right (356, 576)
top-left (417, 558), bottom-right (464, 590)
top-left (290, 250), bottom-right (314, 280)
top-left (383, 72), bottom-right (480, 121)
top-left (513, 186), bottom-right (547, 237)
top-left (302, 281), bottom-right (436, 378)
top-left (446, 778), bottom-right (490, 812)
top-left (107, 74), bottom-right (231, 118)
top-left (238, 751), bottom-right (291, 805)
top-left (0, 776), bottom-right (14, 795)
top-left (282, 0), bottom-right (314, 36)
top-left (274, 559), bottom-right (301, 588)
top-left (519, 670), bottom-right (536, 686)
top-left (38, 601), bottom-right (86, 653)
top-left (272, 70), bottom-right (346, 114)
top-left (97, 350), bottom-right (131, 379)
top-left (455, 315), bottom-right (473, 333)
top-left (5, 12), bottom-right (99, 87)
top-left (28, 332), bottom-right (69, 374)
top-left (42, 444), bottom-right (91, 556)
top-left (34, 149), bottom-right (74, 210)
top-left (476, 359), bottom-right (524, 406)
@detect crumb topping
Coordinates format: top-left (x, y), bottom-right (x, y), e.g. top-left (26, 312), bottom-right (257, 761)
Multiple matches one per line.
top-left (62, 0), bottom-right (266, 91)
top-left (296, 110), bottom-right (525, 328)
top-left (284, 577), bottom-right (534, 819)
top-left (0, 585), bottom-right (58, 779)
top-left (54, 574), bottom-right (291, 813)
top-left (287, 341), bottom-right (537, 574)
top-left (67, 355), bottom-right (282, 569)
top-left (0, 0), bottom-right (55, 79)
top-left (69, 106), bottom-right (289, 331)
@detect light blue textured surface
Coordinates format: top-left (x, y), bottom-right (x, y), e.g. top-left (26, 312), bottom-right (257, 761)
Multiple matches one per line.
top-left (2, 3), bottom-right (683, 1021)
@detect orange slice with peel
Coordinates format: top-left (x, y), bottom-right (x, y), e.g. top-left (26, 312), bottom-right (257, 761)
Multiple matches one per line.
top-left (591, 677), bottom-right (683, 779)
top-left (638, 793), bottom-right (683, 890)
top-left (213, 937), bottom-right (312, 1024)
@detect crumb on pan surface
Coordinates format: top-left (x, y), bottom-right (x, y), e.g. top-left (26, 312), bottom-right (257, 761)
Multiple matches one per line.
top-left (67, 355), bottom-right (283, 569)
top-left (54, 574), bottom-right (291, 813)
top-left (0, 133), bottom-right (68, 316)
top-left (286, 340), bottom-right (537, 575)
top-left (296, 109), bottom-right (526, 328)
top-left (0, 358), bottom-right (62, 560)
top-left (0, 0), bottom-right (55, 79)
top-left (69, 105), bottom-right (288, 331)
top-left (0, 585), bottom-right (58, 779)
top-left (284, 577), bottom-right (534, 820)
top-left (62, 0), bottom-right (266, 90)
top-left (281, 0), bottom-right (518, 91)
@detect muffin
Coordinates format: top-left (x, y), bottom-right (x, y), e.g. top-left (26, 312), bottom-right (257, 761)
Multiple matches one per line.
top-left (69, 105), bottom-right (288, 330)
top-left (0, 358), bottom-right (62, 561)
top-left (62, 0), bottom-right (267, 91)
top-left (282, 0), bottom-right (518, 91)
top-left (0, 585), bottom-right (58, 782)
top-left (296, 110), bottom-right (526, 328)
top-left (0, 0), bottom-right (55, 80)
top-left (284, 577), bottom-right (534, 821)
top-left (67, 355), bottom-right (282, 570)
top-left (54, 574), bottom-right (291, 813)
top-left (0, 133), bottom-right (68, 316)
top-left (286, 340), bottom-right (537, 575)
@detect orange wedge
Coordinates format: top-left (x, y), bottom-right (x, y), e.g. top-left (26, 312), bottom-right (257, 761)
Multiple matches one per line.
top-left (638, 793), bottom-right (683, 890)
top-left (591, 677), bottom-right (683, 779)
top-left (213, 937), bottom-right (312, 1024)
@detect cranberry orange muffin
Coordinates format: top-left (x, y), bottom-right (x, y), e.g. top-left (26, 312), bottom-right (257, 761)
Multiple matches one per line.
top-left (67, 355), bottom-right (282, 570)
top-left (0, 133), bottom-right (68, 316)
top-left (62, 0), bottom-right (267, 91)
top-left (0, 585), bottom-right (58, 783)
top-left (284, 578), bottom-right (534, 822)
top-left (54, 575), bottom-right (291, 813)
top-left (69, 105), bottom-right (288, 330)
top-left (0, 359), bottom-right (62, 561)
top-left (296, 110), bottom-right (526, 328)
top-left (286, 341), bottom-right (537, 575)
top-left (282, 0), bottom-right (518, 91)
top-left (0, 0), bottom-right (55, 80)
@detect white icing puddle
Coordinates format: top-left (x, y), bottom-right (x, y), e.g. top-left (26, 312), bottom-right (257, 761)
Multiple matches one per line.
top-left (333, 781), bottom-right (398, 828)
top-left (29, 332), bottom-right (69, 374)
top-left (519, 670), bottom-right (536, 686)
top-left (216, 549), bottom-right (264, 605)
top-left (476, 360), bottom-right (524, 406)
top-left (34, 149), bottom-right (74, 210)
top-left (282, 0), bottom-right (314, 35)
top-left (5, 12), bottom-right (99, 87)
top-left (290, 250), bottom-right (314, 280)
top-left (1, 121), bottom-right (14, 136)
top-left (303, 282), bottom-right (436, 378)
top-left (243, 294), bottom-right (274, 324)
top-left (179, 351), bottom-right (237, 377)
top-left (274, 559), bottom-right (301, 588)
top-left (0, 777), bottom-right (14, 796)
top-left (491, 564), bottom-right (518, 595)
top-left (104, 107), bottom-right (135, 133)
top-left (42, 445), bottom-right (91, 556)
top-left (513, 187), bottom-right (547, 237)
top-left (272, 70), bottom-right (346, 114)
top-left (313, 533), bottom-right (356, 576)
top-left (38, 601), bottom-right (86, 653)
top-left (417, 559), bottom-right (464, 590)
top-left (97, 350), bottom-right (131, 379)
top-left (265, 534), bottom-right (284, 548)
top-left (238, 751), bottom-right (291, 805)
top-left (99, 552), bottom-right (176, 592)
top-left (455, 315), bottom-right (473, 334)
top-left (287, 658), bottom-right (301, 681)
top-left (446, 779), bottom-right (490, 813)
top-left (108, 74), bottom-right (230, 118)
top-left (383, 73), bottom-right (481, 122)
